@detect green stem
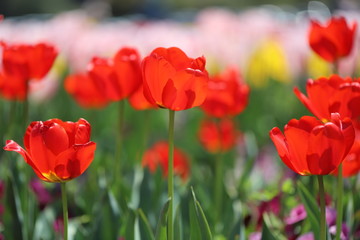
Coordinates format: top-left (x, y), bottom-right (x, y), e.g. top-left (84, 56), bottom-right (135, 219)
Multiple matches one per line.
top-left (115, 100), bottom-right (125, 184)
top-left (214, 151), bottom-right (223, 228)
top-left (23, 91), bottom-right (31, 240)
top-left (335, 164), bottom-right (343, 240)
top-left (61, 182), bottom-right (68, 240)
top-left (317, 175), bottom-right (326, 240)
top-left (167, 110), bottom-right (175, 240)
top-left (23, 95), bottom-right (29, 130)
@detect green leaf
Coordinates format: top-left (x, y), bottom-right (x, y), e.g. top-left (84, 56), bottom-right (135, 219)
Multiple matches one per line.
top-left (32, 207), bottom-right (55, 240)
top-left (155, 198), bottom-right (171, 240)
top-left (124, 209), bottom-right (137, 240)
top-left (189, 198), bottom-right (201, 240)
top-left (297, 180), bottom-right (320, 238)
top-left (138, 209), bottom-right (155, 240)
top-left (261, 213), bottom-right (277, 240)
top-left (174, 204), bottom-right (183, 240)
top-left (190, 187), bottom-right (212, 240)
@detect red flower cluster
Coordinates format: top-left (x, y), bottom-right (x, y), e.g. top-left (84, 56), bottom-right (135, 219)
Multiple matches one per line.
top-left (4, 118), bottom-right (96, 182)
top-left (142, 141), bottom-right (190, 181)
top-left (0, 41), bottom-right (58, 100)
top-left (142, 47), bottom-right (209, 111)
top-left (270, 114), bottom-right (354, 175)
top-left (198, 118), bottom-right (239, 153)
top-left (201, 67), bottom-right (249, 118)
top-left (198, 67), bottom-right (249, 153)
top-left (271, 17), bottom-right (359, 177)
top-left (65, 47), bottom-right (154, 109)
top-left (309, 16), bottom-right (357, 62)
top-left (294, 75), bottom-right (360, 121)
top-left (295, 75), bottom-right (360, 176)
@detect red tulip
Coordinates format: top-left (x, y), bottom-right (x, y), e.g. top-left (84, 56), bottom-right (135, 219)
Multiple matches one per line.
top-left (269, 113), bottom-right (354, 175)
top-left (64, 47), bottom-right (142, 108)
top-left (142, 141), bottom-right (190, 181)
top-left (334, 121), bottom-right (360, 177)
top-left (0, 42), bottom-right (57, 100)
top-left (142, 47), bottom-right (209, 111)
top-left (112, 47), bottom-right (142, 101)
top-left (65, 57), bottom-right (115, 108)
top-left (198, 118), bottom-right (238, 153)
top-left (128, 84), bottom-right (158, 110)
top-left (309, 16), bottom-right (357, 62)
top-left (3, 118), bottom-right (96, 182)
top-left (341, 141), bottom-right (360, 177)
top-left (201, 67), bottom-right (249, 118)
top-left (294, 75), bottom-right (360, 121)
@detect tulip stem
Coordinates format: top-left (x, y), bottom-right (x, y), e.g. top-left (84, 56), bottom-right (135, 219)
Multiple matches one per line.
top-left (23, 95), bottom-right (29, 130)
top-left (335, 164), bottom-right (343, 240)
top-left (115, 100), bottom-right (125, 185)
top-left (214, 150), bottom-right (223, 229)
top-left (167, 110), bottom-right (175, 240)
top-left (317, 175), bottom-right (326, 240)
top-left (61, 182), bottom-right (68, 240)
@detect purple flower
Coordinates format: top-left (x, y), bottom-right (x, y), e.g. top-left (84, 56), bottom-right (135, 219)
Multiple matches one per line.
top-left (30, 178), bottom-right (53, 209)
top-left (249, 232), bottom-right (261, 240)
top-left (329, 223), bottom-right (349, 240)
top-left (325, 207), bottom-right (337, 226)
top-left (53, 217), bottom-right (63, 233)
top-left (297, 232), bottom-right (314, 240)
top-left (285, 204), bottom-right (307, 225)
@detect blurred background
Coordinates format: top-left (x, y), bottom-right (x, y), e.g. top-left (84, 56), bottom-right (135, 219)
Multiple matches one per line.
top-left (0, 0), bottom-right (359, 18)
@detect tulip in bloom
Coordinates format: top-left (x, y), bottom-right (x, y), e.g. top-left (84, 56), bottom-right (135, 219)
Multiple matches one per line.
top-left (0, 42), bottom-right (58, 100)
top-left (64, 59), bottom-right (112, 108)
top-left (3, 118), bottom-right (96, 182)
top-left (64, 47), bottom-right (142, 108)
top-left (142, 47), bottom-right (209, 111)
top-left (198, 118), bottom-right (238, 153)
top-left (333, 121), bottom-right (360, 177)
top-left (269, 114), bottom-right (354, 175)
top-left (309, 16), bottom-right (357, 63)
top-left (142, 141), bottom-right (190, 181)
top-left (200, 67), bottom-right (249, 118)
top-left (128, 84), bottom-right (158, 110)
top-left (294, 75), bottom-right (360, 121)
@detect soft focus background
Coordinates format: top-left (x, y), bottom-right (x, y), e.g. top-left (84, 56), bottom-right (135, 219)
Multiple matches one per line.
top-left (1, 0), bottom-right (360, 240)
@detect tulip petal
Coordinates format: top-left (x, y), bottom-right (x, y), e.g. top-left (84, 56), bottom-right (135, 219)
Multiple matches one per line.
top-left (142, 55), bottom-right (176, 106)
top-left (162, 79), bottom-right (178, 109)
top-left (269, 127), bottom-right (298, 174)
top-left (43, 123), bottom-right (69, 156)
top-left (307, 123), bottom-right (344, 174)
top-left (152, 47), bottom-right (192, 71)
top-left (284, 117), bottom-right (321, 175)
top-left (54, 142), bottom-right (96, 180)
top-left (3, 140), bottom-right (48, 181)
top-left (113, 48), bottom-right (142, 98)
top-left (28, 122), bottom-right (56, 174)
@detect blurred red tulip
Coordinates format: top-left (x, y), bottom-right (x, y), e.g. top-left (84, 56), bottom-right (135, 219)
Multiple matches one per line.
top-left (128, 84), bottom-right (158, 110)
top-left (64, 72), bottom-right (110, 108)
top-left (333, 121), bottom-right (360, 177)
top-left (0, 42), bottom-right (57, 100)
top-left (309, 16), bottom-right (357, 63)
top-left (142, 47), bottom-right (209, 111)
top-left (64, 47), bottom-right (142, 108)
top-left (294, 75), bottom-right (360, 121)
top-left (198, 118), bottom-right (238, 153)
top-left (142, 141), bottom-right (190, 181)
top-left (201, 67), bottom-right (249, 118)
top-left (112, 47), bottom-right (142, 100)
top-left (269, 113), bottom-right (354, 175)
top-left (341, 141), bottom-right (360, 177)
top-left (4, 118), bottom-right (96, 182)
